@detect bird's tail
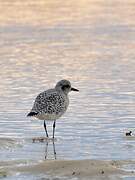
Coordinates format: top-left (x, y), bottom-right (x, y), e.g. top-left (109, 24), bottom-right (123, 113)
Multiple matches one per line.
top-left (27, 112), bottom-right (38, 117)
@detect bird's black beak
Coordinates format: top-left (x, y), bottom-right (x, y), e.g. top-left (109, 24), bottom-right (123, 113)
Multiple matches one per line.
top-left (71, 87), bottom-right (79, 92)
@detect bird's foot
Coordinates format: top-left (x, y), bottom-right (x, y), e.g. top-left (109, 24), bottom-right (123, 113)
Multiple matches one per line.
top-left (32, 137), bottom-right (57, 143)
top-left (32, 137), bottom-right (49, 143)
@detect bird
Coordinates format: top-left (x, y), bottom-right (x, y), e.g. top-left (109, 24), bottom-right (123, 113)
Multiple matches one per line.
top-left (27, 79), bottom-right (79, 138)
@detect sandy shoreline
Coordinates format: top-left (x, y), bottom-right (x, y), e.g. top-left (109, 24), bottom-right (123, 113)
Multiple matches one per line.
top-left (9, 159), bottom-right (134, 180)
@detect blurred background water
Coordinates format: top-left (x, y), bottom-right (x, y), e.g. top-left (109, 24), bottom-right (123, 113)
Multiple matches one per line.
top-left (0, 0), bottom-right (135, 167)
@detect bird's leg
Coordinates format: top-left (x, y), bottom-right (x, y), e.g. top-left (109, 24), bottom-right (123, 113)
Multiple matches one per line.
top-left (53, 120), bottom-right (56, 139)
top-left (44, 120), bottom-right (49, 138)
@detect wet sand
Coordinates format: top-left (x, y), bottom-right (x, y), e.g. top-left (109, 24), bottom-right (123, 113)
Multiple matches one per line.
top-left (12, 159), bottom-right (135, 180)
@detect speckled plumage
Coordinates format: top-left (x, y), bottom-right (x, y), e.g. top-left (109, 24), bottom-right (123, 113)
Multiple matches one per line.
top-left (27, 79), bottom-right (79, 138)
top-left (31, 89), bottom-right (69, 120)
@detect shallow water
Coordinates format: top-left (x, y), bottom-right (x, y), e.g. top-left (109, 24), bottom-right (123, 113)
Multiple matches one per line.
top-left (0, 0), bottom-right (135, 179)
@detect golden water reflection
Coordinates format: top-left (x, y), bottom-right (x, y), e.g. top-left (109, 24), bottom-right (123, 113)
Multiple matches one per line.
top-left (0, 0), bottom-right (135, 26)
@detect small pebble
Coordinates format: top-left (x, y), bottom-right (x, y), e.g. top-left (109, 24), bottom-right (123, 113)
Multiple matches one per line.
top-left (125, 131), bottom-right (132, 136)
top-left (72, 171), bottom-right (76, 175)
top-left (101, 170), bottom-right (104, 174)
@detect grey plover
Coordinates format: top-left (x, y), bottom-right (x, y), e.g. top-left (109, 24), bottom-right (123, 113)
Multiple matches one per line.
top-left (27, 79), bottom-right (79, 138)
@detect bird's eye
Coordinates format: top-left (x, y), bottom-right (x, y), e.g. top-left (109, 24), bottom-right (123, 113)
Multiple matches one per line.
top-left (65, 85), bottom-right (70, 88)
top-left (62, 84), bottom-right (70, 90)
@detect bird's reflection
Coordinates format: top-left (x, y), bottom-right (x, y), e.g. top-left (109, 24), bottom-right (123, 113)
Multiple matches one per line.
top-left (44, 139), bottom-right (57, 160)
top-left (32, 137), bottom-right (57, 159)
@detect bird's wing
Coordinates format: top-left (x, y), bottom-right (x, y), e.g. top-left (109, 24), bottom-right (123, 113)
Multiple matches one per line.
top-left (31, 89), bottom-right (65, 115)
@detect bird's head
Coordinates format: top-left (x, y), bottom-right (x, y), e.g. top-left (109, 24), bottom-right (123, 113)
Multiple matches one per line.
top-left (55, 79), bottom-right (79, 94)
